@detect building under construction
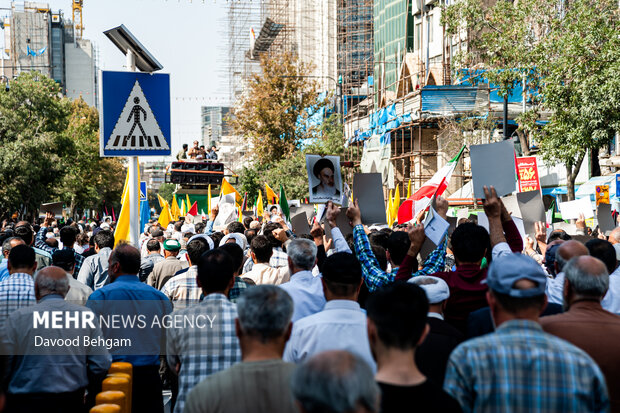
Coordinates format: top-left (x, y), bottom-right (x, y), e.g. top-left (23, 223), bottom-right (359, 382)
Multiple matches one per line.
top-left (341, 0), bottom-right (481, 201)
top-left (2, 1), bottom-right (98, 106)
top-left (337, 0), bottom-right (374, 117)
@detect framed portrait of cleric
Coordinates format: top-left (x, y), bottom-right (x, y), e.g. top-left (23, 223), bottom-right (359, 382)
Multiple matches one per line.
top-left (306, 155), bottom-right (343, 205)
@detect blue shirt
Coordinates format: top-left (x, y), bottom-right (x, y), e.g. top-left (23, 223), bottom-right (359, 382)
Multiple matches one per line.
top-left (283, 300), bottom-right (376, 373)
top-left (0, 260), bottom-right (9, 283)
top-left (279, 270), bottom-right (325, 322)
top-left (444, 319), bottom-right (609, 413)
top-left (87, 274), bottom-right (172, 366)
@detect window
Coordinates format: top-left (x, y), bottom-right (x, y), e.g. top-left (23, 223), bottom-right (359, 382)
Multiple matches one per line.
top-left (414, 23), bottom-right (421, 50)
top-left (427, 14), bottom-right (434, 43)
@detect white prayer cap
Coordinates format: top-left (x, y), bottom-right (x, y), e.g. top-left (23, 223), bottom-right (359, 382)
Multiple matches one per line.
top-left (188, 234), bottom-right (215, 250)
top-left (408, 276), bottom-right (450, 304)
top-left (181, 223), bottom-right (196, 234)
top-left (219, 233), bottom-right (248, 250)
top-left (100, 223), bottom-right (111, 230)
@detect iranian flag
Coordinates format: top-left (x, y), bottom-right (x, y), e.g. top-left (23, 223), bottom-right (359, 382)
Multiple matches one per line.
top-left (397, 146), bottom-right (465, 224)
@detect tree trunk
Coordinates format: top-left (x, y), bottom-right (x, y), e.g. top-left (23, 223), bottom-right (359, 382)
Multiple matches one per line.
top-left (566, 151), bottom-right (586, 201)
top-left (70, 198), bottom-right (76, 220)
top-left (516, 130), bottom-right (530, 156)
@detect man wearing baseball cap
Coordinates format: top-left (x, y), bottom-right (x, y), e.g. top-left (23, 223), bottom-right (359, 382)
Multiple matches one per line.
top-left (410, 276), bottom-right (463, 386)
top-left (444, 253), bottom-right (609, 412)
top-left (147, 239), bottom-right (188, 290)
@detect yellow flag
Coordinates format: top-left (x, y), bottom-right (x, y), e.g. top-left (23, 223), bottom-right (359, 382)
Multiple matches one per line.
top-left (221, 178), bottom-right (243, 203)
top-left (406, 180), bottom-right (412, 199)
top-left (156, 194), bottom-right (166, 209)
top-left (186, 194), bottom-right (191, 213)
top-left (180, 199), bottom-right (186, 216)
top-left (238, 205), bottom-right (243, 223)
top-left (386, 189), bottom-right (393, 225)
top-left (256, 190), bottom-right (264, 217)
top-left (170, 194), bottom-right (180, 221)
top-left (158, 201), bottom-right (172, 228)
top-left (207, 184), bottom-right (212, 213)
top-left (265, 183), bottom-right (278, 203)
top-left (114, 159), bottom-right (141, 246)
top-left (391, 186), bottom-right (400, 224)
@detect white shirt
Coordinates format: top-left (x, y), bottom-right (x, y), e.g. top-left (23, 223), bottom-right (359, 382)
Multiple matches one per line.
top-left (428, 312), bottom-right (444, 320)
top-left (65, 274), bottom-right (93, 306)
top-left (546, 271), bottom-right (565, 305)
top-left (283, 300), bottom-right (376, 373)
top-left (278, 270), bottom-right (326, 322)
top-left (242, 263), bottom-right (290, 285)
top-left (602, 266), bottom-right (620, 314)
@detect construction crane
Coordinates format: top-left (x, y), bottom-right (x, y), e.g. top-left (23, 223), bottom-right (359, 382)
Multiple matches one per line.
top-left (72, 0), bottom-right (83, 40)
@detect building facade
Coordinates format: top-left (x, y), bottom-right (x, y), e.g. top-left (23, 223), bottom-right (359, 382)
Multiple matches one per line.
top-left (3, 2), bottom-right (97, 106)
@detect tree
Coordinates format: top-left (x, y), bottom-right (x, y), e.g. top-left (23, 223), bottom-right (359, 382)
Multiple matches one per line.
top-left (55, 98), bottom-right (124, 216)
top-left (443, 0), bottom-right (620, 199)
top-left (238, 114), bottom-right (347, 205)
top-left (156, 183), bottom-right (177, 209)
top-left (0, 72), bottom-right (124, 218)
top-left (229, 53), bottom-right (323, 165)
top-left (0, 72), bottom-right (70, 216)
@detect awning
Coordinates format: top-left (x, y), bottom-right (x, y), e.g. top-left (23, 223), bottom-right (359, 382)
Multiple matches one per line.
top-left (575, 175), bottom-right (616, 198)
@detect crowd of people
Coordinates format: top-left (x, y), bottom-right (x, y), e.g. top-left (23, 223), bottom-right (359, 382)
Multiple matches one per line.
top-left (0, 185), bottom-right (618, 413)
top-left (176, 141), bottom-right (218, 162)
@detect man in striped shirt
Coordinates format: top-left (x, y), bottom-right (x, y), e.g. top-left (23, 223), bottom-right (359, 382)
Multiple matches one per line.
top-left (0, 245), bottom-right (36, 329)
top-left (161, 238), bottom-right (210, 308)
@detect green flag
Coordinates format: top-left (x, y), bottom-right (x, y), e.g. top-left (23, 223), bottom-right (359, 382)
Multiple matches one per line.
top-left (279, 184), bottom-right (290, 221)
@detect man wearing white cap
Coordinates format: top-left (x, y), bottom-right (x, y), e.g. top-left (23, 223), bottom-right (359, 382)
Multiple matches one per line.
top-left (409, 276), bottom-right (464, 385)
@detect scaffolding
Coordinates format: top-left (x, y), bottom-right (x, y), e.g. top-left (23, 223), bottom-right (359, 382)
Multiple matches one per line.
top-left (337, 0), bottom-right (373, 115)
top-left (225, 0), bottom-right (262, 105)
top-left (341, 2), bottom-right (469, 200)
top-left (8, 2), bottom-right (52, 77)
top-left (258, 0), bottom-right (337, 92)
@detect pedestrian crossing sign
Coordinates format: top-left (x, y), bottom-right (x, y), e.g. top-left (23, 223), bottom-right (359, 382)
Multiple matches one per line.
top-left (100, 70), bottom-right (171, 157)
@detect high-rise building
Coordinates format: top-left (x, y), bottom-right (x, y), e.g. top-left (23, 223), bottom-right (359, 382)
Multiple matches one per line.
top-left (260, 0), bottom-right (338, 92)
top-left (65, 37), bottom-right (97, 107)
top-left (3, 2), bottom-right (98, 106)
top-left (201, 106), bottom-right (232, 146)
top-left (337, 0), bottom-right (374, 115)
top-left (6, 2), bottom-right (53, 78)
top-left (140, 161), bottom-right (167, 191)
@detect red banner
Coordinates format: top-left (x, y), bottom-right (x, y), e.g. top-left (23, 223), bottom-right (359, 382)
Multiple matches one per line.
top-left (516, 156), bottom-right (541, 192)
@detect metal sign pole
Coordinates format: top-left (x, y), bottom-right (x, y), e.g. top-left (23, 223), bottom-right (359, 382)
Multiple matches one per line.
top-left (126, 50), bottom-right (141, 247)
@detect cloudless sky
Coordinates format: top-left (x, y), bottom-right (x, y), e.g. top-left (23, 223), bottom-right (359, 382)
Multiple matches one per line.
top-left (16, 0), bottom-right (232, 161)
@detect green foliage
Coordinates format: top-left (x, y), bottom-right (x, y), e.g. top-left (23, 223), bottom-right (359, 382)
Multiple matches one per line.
top-left (229, 53), bottom-right (324, 165)
top-left (55, 98), bottom-right (124, 215)
top-left (443, 0), bottom-right (620, 198)
top-left (0, 72), bottom-right (124, 218)
top-left (156, 183), bottom-right (177, 209)
top-left (239, 114), bottom-right (346, 206)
